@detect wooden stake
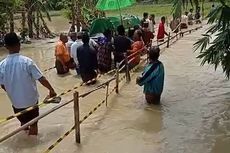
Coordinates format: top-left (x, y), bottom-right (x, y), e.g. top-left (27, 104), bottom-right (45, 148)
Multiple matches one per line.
top-left (167, 32), bottom-right (170, 48)
top-left (115, 63), bottom-right (119, 94)
top-left (74, 92), bottom-right (80, 143)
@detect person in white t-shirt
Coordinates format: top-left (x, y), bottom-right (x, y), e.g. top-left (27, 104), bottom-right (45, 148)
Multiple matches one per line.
top-left (71, 32), bottom-right (84, 74)
top-left (181, 11), bottom-right (189, 29)
top-left (148, 14), bottom-right (156, 33)
top-left (0, 32), bottom-right (57, 135)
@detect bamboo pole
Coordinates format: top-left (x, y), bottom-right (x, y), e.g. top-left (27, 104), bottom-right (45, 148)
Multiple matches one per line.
top-left (167, 32), bottom-right (170, 48)
top-left (115, 63), bottom-right (119, 94)
top-left (0, 99), bottom-right (74, 143)
top-left (125, 53), bottom-right (131, 82)
top-left (74, 92), bottom-right (80, 143)
top-left (105, 83), bottom-right (109, 107)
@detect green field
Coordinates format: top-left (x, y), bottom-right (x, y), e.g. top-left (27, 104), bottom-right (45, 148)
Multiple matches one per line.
top-left (106, 3), bottom-right (213, 18)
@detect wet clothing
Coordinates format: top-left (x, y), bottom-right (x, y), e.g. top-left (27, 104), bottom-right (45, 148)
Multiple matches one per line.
top-left (77, 44), bottom-right (98, 82)
top-left (129, 41), bottom-right (145, 67)
top-left (141, 18), bottom-right (147, 27)
top-left (66, 40), bottom-right (75, 54)
top-left (114, 35), bottom-right (131, 64)
top-left (55, 40), bottom-right (71, 74)
top-left (97, 38), bottom-right (113, 73)
top-left (13, 103), bottom-right (39, 125)
top-left (157, 22), bottom-right (166, 41)
top-left (181, 15), bottom-right (188, 29)
top-left (170, 19), bottom-right (180, 33)
top-left (145, 93), bottom-right (161, 105)
top-left (71, 40), bottom-right (83, 65)
top-left (148, 19), bottom-right (155, 33)
top-left (55, 40), bottom-right (71, 63)
top-left (0, 53), bottom-right (43, 109)
top-left (188, 12), bottom-right (194, 25)
top-left (142, 29), bottom-right (154, 45)
top-left (137, 60), bottom-right (164, 95)
top-left (55, 60), bottom-right (69, 74)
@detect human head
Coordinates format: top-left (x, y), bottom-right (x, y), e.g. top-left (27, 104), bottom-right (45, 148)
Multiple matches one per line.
top-left (143, 12), bottom-right (148, 19)
top-left (128, 28), bottom-right (135, 39)
top-left (161, 16), bottom-right (166, 24)
top-left (212, 4), bottom-right (215, 8)
top-left (82, 32), bottom-right (90, 44)
top-left (134, 25), bottom-right (141, 31)
top-left (150, 14), bottom-right (155, 20)
top-left (117, 25), bottom-right (125, 36)
top-left (133, 30), bottom-right (142, 41)
top-left (143, 22), bottom-right (149, 29)
top-left (149, 46), bottom-right (160, 61)
top-left (69, 32), bottom-right (77, 41)
top-left (4, 32), bottom-right (20, 54)
top-left (60, 33), bottom-right (68, 43)
top-left (104, 29), bottom-right (112, 39)
top-left (77, 32), bottom-right (83, 40)
top-left (190, 8), bottom-right (193, 13)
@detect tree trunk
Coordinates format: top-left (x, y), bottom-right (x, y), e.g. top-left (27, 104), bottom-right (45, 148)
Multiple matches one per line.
top-left (36, 10), bottom-right (40, 38)
top-left (71, 0), bottom-right (76, 32)
top-left (76, 0), bottom-right (81, 32)
top-left (27, 0), bottom-right (33, 38)
top-left (21, 11), bottom-right (26, 30)
top-left (39, 11), bottom-right (52, 37)
top-left (9, 11), bottom-right (14, 32)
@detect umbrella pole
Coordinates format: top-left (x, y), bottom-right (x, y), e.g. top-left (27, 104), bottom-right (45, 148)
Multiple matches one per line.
top-left (117, 0), bottom-right (123, 25)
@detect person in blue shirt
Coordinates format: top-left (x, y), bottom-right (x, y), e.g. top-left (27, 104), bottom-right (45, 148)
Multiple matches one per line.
top-left (136, 47), bottom-right (164, 105)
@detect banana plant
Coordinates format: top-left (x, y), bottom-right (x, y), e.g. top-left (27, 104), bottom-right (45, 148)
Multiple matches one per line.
top-left (194, 0), bottom-right (230, 78)
top-left (0, 0), bottom-right (22, 32)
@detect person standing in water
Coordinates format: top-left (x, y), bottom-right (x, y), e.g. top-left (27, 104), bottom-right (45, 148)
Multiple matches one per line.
top-left (157, 16), bottom-right (169, 42)
top-left (77, 33), bottom-right (98, 84)
top-left (55, 33), bottom-right (71, 74)
top-left (0, 32), bottom-right (57, 135)
top-left (141, 12), bottom-right (149, 27)
top-left (136, 47), bottom-right (164, 105)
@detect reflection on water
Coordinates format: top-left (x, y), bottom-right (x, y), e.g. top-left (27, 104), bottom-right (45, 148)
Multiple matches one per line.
top-left (0, 24), bottom-right (230, 153)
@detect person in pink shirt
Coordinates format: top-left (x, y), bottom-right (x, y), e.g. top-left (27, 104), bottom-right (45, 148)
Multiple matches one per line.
top-left (157, 16), bottom-right (169, 42)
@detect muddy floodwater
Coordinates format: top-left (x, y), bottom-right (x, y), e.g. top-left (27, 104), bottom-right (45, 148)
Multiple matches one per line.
top-left (0, 19), bottom-right (230, 153)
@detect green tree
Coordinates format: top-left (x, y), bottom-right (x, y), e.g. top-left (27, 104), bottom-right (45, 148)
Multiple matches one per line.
top-left (25, 0), bottom-right (52, 38)
top-left (194, 0), bottom-right (230, 78)
top-left (0, 0), bottom-right (22, 32)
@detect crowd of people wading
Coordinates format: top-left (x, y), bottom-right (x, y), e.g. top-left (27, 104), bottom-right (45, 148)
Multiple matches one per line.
top-left (0, 10), bottom-right (201, 135)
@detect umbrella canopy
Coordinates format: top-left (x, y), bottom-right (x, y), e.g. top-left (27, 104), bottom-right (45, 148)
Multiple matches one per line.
top-left (108, 15), bottom-right (140, 29)
top-left (89, 18), bottom-right (114, 36)
top-left (96, 0), bottom-right (135, 11)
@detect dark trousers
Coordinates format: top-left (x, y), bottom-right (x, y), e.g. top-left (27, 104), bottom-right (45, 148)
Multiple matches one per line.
top-left (55, 60), bottom-right (69, 74)
top-left (80, 71), bottom-right (97, 84)
top-left (145, 93), bottom-right (161, 105)
top-left (12, 105), bottom-right (39, 126)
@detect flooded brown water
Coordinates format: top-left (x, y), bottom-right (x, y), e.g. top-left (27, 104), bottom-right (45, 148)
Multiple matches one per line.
top-left (0, 20), bottom-right (230, 153)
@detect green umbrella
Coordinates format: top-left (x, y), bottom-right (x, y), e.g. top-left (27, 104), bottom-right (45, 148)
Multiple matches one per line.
top-left (89, 18), bottom-right (114, 36)
top-left (96, 0), bottom-right (135, 23)
top-left (96, 0), bottom-right (135, 11)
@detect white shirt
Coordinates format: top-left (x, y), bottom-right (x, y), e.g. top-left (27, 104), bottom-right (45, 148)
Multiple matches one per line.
top-left (71, 40), bottom-right (83, 65)
top-left (0, 53), bottom-right (43, 108)
top-left (89, 38), bottom-right (98, 48)
top-left (66, 40), bottom-right (75, 53)
top-left (148, 20), bottom-right (154, 33)
top-left (181, 15), bottom-right (188, 24)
